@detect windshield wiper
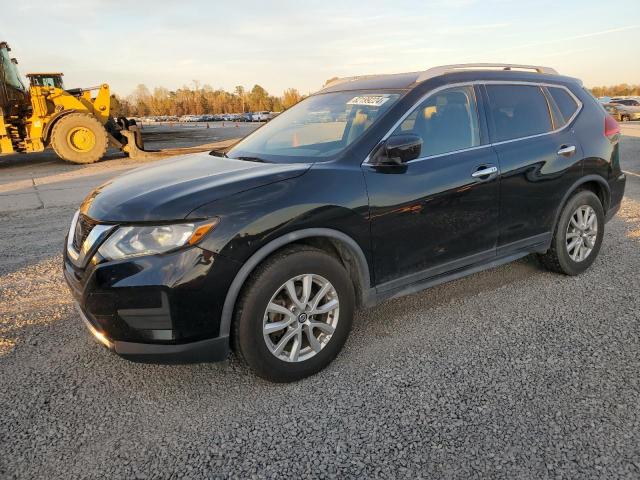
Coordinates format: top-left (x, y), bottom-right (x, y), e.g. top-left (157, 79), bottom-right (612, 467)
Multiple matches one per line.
top-left (235, 156), bottom-right (270, 163)
top-left (209, 151), bottom-right (270, 163)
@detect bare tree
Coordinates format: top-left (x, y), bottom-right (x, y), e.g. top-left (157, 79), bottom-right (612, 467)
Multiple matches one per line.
top-left (282, 88), bottom-right (303, 109)
top-left (117, 83), bottom-right (308, 116)
top-left (590, 84), bottom-right (640, 97)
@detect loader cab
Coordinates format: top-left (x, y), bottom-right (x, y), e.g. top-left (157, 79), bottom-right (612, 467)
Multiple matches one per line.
top-left (0, 42), bottom-right (28, 115)
top-left (0, 42), bottom-right (26, 92)
top-left (27, 73), bottom-right (65, 89)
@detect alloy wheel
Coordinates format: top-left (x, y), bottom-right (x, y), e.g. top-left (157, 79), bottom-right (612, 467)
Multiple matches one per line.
top-left (262, 274), bottom-right (339, 362)
top-left (566, 204), bottom-right (598, 262)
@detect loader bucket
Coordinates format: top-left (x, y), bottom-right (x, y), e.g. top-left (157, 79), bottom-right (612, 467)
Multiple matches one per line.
top-left (120, 126), bottom-right (240, 160)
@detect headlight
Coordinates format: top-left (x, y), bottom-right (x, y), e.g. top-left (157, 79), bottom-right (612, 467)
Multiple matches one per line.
top-left (97, 219), bottom-right (218, 261)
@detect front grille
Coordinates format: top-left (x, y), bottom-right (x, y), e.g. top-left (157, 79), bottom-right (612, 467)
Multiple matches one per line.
top-left (73, 214), bottom-right (98, 251)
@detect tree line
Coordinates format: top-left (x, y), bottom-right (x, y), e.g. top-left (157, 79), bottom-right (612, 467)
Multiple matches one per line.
top-left (589, 84), bottom-right (640, 98)
top-left (111, 83), bottom-right (304, 117)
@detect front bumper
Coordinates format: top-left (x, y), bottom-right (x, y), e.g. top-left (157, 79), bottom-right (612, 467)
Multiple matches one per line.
top-left (64, 241), bottom-right (241, 363)
top-left (75, 303), bottom-right (229, 363)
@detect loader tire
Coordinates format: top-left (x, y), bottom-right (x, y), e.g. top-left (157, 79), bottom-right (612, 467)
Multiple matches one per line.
top-left (50, 113), bottom-right (108, 164)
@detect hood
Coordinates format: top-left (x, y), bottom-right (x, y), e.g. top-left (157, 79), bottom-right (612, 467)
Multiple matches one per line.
top-left (80, 152), bottom-right (310, 222)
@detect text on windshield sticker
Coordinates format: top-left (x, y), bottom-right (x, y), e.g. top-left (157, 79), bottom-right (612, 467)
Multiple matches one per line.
top-left (347, 95), bottom-right (390, 107)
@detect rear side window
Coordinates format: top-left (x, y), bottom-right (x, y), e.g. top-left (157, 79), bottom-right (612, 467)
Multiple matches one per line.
top-left (486, 85), bottom-right (552, 142)
top-left (548, 87), bottom-right (579, 125)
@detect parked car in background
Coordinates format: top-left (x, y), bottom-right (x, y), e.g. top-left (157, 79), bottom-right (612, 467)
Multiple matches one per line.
top-left (609, 98), bottom-right (640, 121)
top-left (64, 63), bottom-right (625, 382)
top-left (251, 111), bottom-right (273, 122)
top-left (603, 103), bottom-right (627, 122)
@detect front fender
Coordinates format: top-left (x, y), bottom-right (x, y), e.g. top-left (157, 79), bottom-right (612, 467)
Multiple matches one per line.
top-left (187, 162), bottom-right (373, 336)
top-left (189, 162), bottom-right (372, 265)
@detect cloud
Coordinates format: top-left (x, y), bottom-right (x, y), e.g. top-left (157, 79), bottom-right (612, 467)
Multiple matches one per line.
top-left (492, 25), bottom-right (640, 53)
top-left (435, 23), bottom-right (510, 35)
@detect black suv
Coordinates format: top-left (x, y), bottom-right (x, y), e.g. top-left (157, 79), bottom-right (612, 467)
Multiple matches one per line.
top-left (64, 63), bottom-right (626, 382)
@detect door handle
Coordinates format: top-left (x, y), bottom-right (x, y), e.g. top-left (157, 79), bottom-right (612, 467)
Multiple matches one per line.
top-left (471, 166), bottom-right (498, 178)
top-left (557, 145), bottom-right (576, 156)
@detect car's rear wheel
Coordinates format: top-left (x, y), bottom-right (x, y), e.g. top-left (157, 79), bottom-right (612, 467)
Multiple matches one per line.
top-left (538, 190), bottom-right (604, 275)
top-left (233, 245), bottom-right (355, 382)
top-left (621, 114), bottom-right (630, 122)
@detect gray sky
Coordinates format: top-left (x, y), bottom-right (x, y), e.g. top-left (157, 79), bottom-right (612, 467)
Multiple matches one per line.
top-left (3, 0), bottom-right (639, 97)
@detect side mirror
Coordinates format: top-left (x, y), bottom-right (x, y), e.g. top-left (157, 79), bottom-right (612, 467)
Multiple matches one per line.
top-left (373, 134), bottom-right (422, 165)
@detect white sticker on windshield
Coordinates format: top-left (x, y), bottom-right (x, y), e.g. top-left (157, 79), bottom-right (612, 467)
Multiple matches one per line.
top-left (347, 95), bottom-right (390, 107)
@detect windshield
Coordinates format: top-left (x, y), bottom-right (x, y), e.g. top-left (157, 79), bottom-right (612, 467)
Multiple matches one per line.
top-left (227, 91), bottom-right (401, 162)
top-left (0, 47), bottom-right (26, 92)
top-left (30, 76), bottom-right (64, 89)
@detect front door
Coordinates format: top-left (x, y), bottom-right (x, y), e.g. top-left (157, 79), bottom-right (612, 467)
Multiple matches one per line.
top-left (363, 85), bottom-right (500, 289)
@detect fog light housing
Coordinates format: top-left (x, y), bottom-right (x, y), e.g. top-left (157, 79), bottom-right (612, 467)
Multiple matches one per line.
top-left (75, 303), bottom-right (113, 349)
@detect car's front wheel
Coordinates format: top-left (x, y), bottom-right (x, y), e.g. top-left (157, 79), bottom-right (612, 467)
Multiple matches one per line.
top-left (538, 190), bottom-right (604, 275)
top-left (233, 245), bottom-right (355, 382)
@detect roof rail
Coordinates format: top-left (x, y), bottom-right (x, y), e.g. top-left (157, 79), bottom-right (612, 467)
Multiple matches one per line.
top-left (323, 73), bottom-right (404, 89)
top-left (322, 64), bottom-right (559, 91)
top-left (415, 63), bottom-right (558, 83)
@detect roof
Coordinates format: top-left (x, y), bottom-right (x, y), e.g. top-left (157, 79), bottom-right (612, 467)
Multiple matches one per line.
top-left (318, 63), bottom-right (576, 93)
top-left (26, 72), bottom-right (64, 76)
top-left (320, 71), bottom-right (423, 92)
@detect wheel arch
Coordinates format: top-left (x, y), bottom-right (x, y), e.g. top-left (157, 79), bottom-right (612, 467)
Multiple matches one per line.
top-left (219, 228), bottom-right (373, 340)
top-left (42, 110), bottom-right (80, 143)
top-left (553, 174), bottom-right (611, 229)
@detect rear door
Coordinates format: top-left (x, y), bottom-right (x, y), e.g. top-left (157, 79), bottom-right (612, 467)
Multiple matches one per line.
top-left (483, 83), bottom-right (583, 252)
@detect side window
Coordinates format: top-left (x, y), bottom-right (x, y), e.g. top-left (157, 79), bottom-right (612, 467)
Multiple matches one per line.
top-left (486, 85), bottom-right (552, 142)
top-left (392, 86), bottom-right (480, 158)
top-left (547, 86), bottom-right (580, 126)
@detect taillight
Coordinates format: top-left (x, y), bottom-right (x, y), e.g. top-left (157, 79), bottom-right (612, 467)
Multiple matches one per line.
top-left (604, 114), bottom-right (620, 139)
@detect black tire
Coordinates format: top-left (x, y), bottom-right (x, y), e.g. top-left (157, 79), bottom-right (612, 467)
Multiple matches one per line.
top-left (538, 190), bottom-right (604, 275)
top-left (621, 115), bottom-right (630, 122)
top-left (50, 113), bottom-right (108, 164)
top-left (233, 245), bottom-right (355, 382)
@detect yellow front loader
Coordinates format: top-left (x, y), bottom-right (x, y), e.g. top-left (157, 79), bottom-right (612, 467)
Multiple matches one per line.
top-left (0, 41), bottom-right (235, 164)
top-left (0, 41), bottom-right (131, 163)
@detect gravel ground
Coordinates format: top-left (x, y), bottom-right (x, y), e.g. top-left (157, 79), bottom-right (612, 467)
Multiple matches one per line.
top-left (0, 136), bottom-right (639, 479)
